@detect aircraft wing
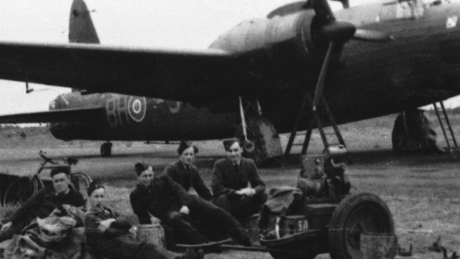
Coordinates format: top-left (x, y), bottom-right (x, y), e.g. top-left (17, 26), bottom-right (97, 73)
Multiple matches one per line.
top-left (0, 41), bottom-right (251, 105)
top-left (0, 107), bottom-right (105, 124)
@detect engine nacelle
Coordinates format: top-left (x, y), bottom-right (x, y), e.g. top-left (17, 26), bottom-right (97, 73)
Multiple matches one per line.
top-left (209, 10), bottom-right (328, 81)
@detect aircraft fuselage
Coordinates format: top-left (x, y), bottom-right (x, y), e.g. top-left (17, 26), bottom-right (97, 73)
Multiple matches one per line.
top-left (49, 93), bottom-right (238, 141)
top-left (50, 1), bottom-right (460, 143)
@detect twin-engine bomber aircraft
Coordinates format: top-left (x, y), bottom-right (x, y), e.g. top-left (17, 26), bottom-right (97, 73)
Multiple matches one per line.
top-left (0, 0), bottom-right (459, 163)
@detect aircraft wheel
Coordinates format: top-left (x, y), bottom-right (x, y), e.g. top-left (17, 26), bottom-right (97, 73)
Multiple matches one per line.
top-left (100, 142), bottom-right (112, 157)
top-left (328, 192), bottom-right (394, 259)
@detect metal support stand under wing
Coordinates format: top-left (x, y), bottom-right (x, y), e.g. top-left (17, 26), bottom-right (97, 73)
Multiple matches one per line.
top-left (285, 42), bottom-right (348, 158)
top-left (237, 96), bottom-right (283, 165)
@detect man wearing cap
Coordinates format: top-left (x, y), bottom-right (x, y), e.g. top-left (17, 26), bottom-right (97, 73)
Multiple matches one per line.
top-left (130, 163), bottom-right (251, 246)
top-left (0, 166), bottom-right (85, 242)
top-left (211, 138), bottom-right (267, 219)
top-left (163, 142), bottom-right (212, 201)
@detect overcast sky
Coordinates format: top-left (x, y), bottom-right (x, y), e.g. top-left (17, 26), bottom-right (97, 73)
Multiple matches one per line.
top-left (0, 0), bottom-right (458, 117)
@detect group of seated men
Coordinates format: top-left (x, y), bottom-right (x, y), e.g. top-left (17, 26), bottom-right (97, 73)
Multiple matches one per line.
top-left (130, 138), bottom-right (267, 246)
top-left (0, 138), bottom-right (268, 259)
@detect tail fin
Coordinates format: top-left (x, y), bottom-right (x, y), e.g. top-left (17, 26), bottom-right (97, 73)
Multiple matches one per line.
top-left (69, 0), bottom-right (100, 44)
top-left (69, 0), bottom-right (99, 92)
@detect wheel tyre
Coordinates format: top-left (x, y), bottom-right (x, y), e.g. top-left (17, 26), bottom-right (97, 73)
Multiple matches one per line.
top-left (269, 251), bottom-right (317, 259)
top-left (328, 192), bottom-right (394, 259)
top-left (3, 176), bottom-right (40, 206)
top-left (100, 143), bottom-right (112, 157)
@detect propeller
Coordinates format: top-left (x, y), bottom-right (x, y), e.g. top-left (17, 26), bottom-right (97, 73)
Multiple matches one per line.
top-left (309, 0), bottom-right (391, 43)
top-left (267, 0), bottom-right (392, 43)
top-left (286, 0), bottom-right (392, 155)
top-left (306, 0), bottom-right (392, 140)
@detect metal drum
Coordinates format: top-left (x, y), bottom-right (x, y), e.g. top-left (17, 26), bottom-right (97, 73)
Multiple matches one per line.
top-left (137, 224), bottom-right (166, 248)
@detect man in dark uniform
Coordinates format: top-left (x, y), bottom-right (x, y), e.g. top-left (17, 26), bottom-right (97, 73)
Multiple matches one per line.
top-left (163, 142), bottom-right (212, 201)
top-left (0, 166), bottom-right (85, 242)
top-left (130, 163), bottom-right (251, 246)
top-left (211, 138), bottom-right (267, 219)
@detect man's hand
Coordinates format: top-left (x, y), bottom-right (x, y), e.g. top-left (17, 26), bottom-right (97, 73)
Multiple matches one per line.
top-left (236, 188), bottom-right (255, 197)
top-left (49, 208), bottom-right (63, 217)
top-left (235, 189), bottom-right (245, 195)
top-left (0, 221), bottom-right (12, 233)
top-left (179, 206), bottom-right (190, 215)
top-left (98, 218), bottom-right (116, 232)
top-left (129, 226), bottom-right (138, 236)
top-left (245, 188), bottom-right (256, 197)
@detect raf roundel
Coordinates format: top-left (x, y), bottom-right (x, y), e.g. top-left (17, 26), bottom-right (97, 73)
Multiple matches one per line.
top-left (128, 97), bottom-right (147, 122)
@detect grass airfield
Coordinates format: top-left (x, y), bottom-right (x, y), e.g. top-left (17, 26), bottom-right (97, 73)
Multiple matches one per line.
top-left (0, 114), bottom-right (459, 259)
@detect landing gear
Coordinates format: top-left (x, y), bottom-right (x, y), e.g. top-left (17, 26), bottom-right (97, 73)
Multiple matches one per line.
top-left (100, 142), bottom-right (112, 157)
top-left (237, 96), bottom-right (283, 165)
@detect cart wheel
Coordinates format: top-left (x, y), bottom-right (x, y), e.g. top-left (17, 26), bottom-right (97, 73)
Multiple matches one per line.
top-left (269, 251), bottom-right (317, 259)
top-left (328, 192), bottom-right (394, 259)
top-left (3, 176), bottom-right (41, 206)
top-left (71, 172), bottom-right (92, 199)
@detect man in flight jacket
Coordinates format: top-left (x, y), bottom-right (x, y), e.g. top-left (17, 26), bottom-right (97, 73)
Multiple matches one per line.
top-left (211, 138), bottom-right (267, 219)
top-left (163, 142), bottom-right (212, 201)
top-left (0, 167), bottom-right (85, 242)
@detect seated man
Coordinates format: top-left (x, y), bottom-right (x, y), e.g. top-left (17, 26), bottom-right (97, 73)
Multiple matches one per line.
top-left (0, 167), bottom-right (85, 243)
top-left (129, 163), bottom-right (251, 246)
top-left (163, 142), bottom-right (212, 201)
top-left (85, 181), bottom-right (203, 259)
top-left (211, 138), bottom-right (267, 219)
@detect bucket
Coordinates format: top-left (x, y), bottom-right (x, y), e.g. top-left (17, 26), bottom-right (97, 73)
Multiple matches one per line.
top-left (137, 224), bottom-right (166, 248)
top-left (361, 233), bottom-right (398, 259)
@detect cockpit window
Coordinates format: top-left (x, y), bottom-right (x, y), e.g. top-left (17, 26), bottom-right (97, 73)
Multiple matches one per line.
top-left (379, 0), bottom-right (427, 21)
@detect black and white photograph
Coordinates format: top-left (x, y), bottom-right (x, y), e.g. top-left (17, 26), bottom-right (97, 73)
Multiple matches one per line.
top-left (0, 0), bottom-right (459, 258)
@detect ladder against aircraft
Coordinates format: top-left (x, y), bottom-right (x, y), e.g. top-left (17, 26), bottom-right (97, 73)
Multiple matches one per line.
top-left (432, 101), bottom-right (460, 159)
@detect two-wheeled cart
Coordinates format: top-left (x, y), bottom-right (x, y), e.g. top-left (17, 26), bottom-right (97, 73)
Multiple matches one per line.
top-left (178, 148), bottom-right (394, 259)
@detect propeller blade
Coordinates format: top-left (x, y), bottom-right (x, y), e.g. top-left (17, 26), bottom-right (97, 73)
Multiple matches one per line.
top-left (317, 20), bottom-right (356, 42)
top-left (309, 0), bottom-right (336, 22)
top-left (267, 1), bottom-right (307, 18)
top-left (331, 0), bottom-right (350, 9)
top-left (353, 29), bottom-right (394, 42)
